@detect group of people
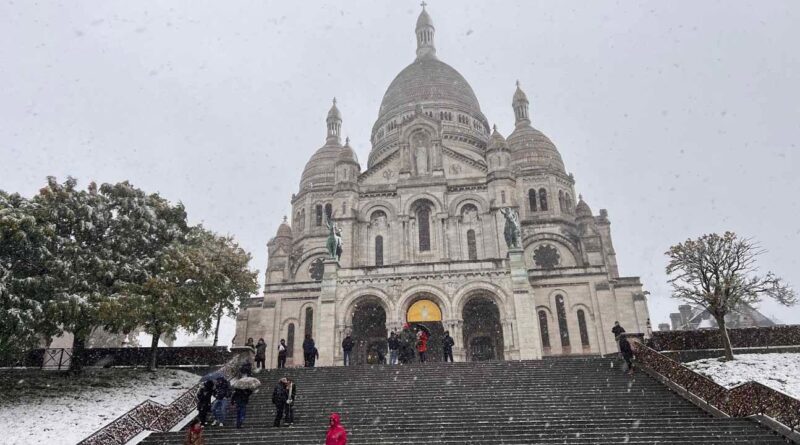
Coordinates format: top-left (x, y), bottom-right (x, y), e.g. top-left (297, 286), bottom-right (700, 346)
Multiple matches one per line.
top-left (243, 335), bottom-right (320, 369)
top-left (341, 324), bottom-right (456, 366)
top-left (189, 366), bottom-right (347, 445)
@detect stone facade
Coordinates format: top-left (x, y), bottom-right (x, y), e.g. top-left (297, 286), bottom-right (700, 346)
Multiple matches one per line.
top-left (236, 6), bottom-right (650, 367)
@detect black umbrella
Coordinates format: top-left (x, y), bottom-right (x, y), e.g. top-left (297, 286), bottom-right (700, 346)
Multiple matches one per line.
top-left (412, 323), bottom-right (431, 335)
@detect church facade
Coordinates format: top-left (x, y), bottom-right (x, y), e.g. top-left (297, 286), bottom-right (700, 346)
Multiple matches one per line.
top-left (235, 6), bottom-right (650, 367)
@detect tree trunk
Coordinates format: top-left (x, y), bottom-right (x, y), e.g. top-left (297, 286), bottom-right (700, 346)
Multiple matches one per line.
top-left (70, 333), bottom-right (87, 373)
top-left (715, 314), bottom-right (735, 361)
top-left (212, 306), bottom-right (223, 347)
top-left (149, 332), bottom-right (161, 371)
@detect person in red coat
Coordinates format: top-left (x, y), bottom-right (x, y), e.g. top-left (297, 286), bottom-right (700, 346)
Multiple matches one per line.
top-left (417, 330), bottom-right (429, 363)
top-left (326, 413), bottom-right (347, 445)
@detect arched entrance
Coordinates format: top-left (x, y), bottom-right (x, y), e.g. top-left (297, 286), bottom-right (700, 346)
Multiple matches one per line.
top-left (462, 296), bottom-right (504, 361)
top-left (351, 299), bottom-right (387, 365)
top-left (406, 297), bottom-right (445, 362)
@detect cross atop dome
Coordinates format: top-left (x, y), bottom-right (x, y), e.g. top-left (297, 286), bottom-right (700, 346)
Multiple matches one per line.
top-left (415, 3), bottom-right (436, 60)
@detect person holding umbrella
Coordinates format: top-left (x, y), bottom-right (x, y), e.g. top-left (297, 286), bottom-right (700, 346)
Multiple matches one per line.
top-left (284, 377), bottom-right (298, 425)
top-left (230, 375), bottom-right (260, 428)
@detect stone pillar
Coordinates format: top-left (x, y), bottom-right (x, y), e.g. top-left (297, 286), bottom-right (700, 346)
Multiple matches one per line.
top-left (317, 259), bottom-right (339, 367)
top-left (508, 248), bottom-right (543, 360)
top-left (445, 319), bottom-right (466, 362)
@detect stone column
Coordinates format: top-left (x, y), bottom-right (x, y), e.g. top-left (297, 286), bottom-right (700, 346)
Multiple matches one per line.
top-left (317, 259), bottom-right (339, 366)
top-left (508, 248), bottom-right (543, 360)
top-left (438, 213), bottom-right (449, 260)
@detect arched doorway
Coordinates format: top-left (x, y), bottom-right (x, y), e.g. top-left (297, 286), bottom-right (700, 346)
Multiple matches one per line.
top-left (351, 299), bottom-right (387, 365)
top-left (406, 297), bottom-right (445, 362)
top-left (462, 296), bottom-right (504, 361)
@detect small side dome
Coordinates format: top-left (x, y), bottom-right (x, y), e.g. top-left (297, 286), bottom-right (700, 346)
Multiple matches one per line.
top-left (487, 125), bottom-right (508, 152)
top-left (336, 137), bottom-right (360, 166)
top-left (508, 126), bottom-right (566, 172)
top-left (276, 215), bottom-right (293, 239)
top-left (575, 195), bottom-right (593, 218)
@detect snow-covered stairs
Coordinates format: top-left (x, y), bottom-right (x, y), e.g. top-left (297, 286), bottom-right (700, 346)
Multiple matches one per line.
top-left (140, 356), bottom-right (787, 444)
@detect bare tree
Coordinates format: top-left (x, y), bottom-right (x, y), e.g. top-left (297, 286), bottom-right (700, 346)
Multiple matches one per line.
top-left (665, 232), bottom-right (795, 360)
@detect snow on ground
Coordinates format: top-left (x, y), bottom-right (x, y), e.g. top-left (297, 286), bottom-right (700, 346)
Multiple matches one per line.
top-left (0, 368), bottom-right (199, 445)
top-left (685, 353), bottom-right (800, 399)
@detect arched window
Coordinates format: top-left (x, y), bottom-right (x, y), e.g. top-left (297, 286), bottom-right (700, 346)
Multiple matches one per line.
top-left (577, 309), bottom-right (590, 348)
top-left (538, 310), bottom-right (551, 349)
top-left (528, 189), bottom-right (537, 212)
top-left (286, 323), bottom-right (295, 358)
top-left (555, 295), bottom-right (570, 350)
top-left (375, 235), bottom-right (384, 266)
top-left (558, 190), bottom-right (566, 212)
top-left (539, 188), bottom-right (548, 211)
top-left (324, 203), bottom-right (333, 220)
top-left (304, 308), bottom-right (313, 338)
top-left (467, 229), bottom-right (477, 260)
top-left (315, 205), bottom-right (323, 226)
top-left (500, 190), bottom-right (506, 204)
top-left (417, 205), bottom-right (431, 251)
top-left (341, 201), bottom-right (346, 215)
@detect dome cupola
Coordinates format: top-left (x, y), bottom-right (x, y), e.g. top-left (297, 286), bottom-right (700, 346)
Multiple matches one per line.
top-left (575, 195), bottom-right (593, 218)
top-left (300, 99), bottom-right (345, 191)
top-left (368, 4), bottom-right (489, 167)
top-left (507, 81), bottom-right (566, 173)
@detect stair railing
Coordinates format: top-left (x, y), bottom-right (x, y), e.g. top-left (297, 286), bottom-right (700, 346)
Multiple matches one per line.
top-left (631, 340), bottom-right (800, 434)
top-left (77, 350), bottom-right (250, 445)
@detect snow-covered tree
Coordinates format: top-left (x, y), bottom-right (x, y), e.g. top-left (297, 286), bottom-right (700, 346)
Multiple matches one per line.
top-left (0, 191), bottom-right (55, 362)
top-left (666, 232), bottom-right (796, 360)
top-left (186, 229), bottom-right (259, 346)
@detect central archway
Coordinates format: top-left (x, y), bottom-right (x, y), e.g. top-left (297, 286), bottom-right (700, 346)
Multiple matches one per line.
top-left (405, 296), bottom-right (445, 362)
top-left (462, 296), bottom-right (504, 361)
top-left (351, 299), bottom-right (388, 365)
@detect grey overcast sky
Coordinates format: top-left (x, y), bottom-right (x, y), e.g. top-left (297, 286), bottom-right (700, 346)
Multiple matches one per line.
top-left (2, 0), bottom-right (799, 344)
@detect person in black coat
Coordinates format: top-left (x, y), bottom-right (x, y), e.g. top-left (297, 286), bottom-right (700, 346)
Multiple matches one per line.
top-left (387, 331), bottom-right (400, 365)
top-left (341, 335), bottom-right (354, 366)
top-left (272, 378), bottom-right (289, 427)
top-left (231, 387), bottom-right (253, 428)
top-left (443, 331), bottom-right (455, 362)
top-left (255, 338), bottom-right (267, 370)
top-left (303, 335), bottom-right (316, 368)
top-left (196, 380), bottom-right (214, 425)
top-left (277, 339), bottom-right (287, 369)
top-left (211, 377), bottom-right (231, 426)
top-left (619, 336), bottom-right (635, 374)
top-left (612, 321), bottom-right (626, 340)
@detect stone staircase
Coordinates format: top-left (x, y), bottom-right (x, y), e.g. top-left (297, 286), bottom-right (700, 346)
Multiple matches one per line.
top-left (140, 357), bottom-right (787, 444)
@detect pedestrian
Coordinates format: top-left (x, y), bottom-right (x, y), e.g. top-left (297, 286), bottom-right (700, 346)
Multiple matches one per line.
top-left (196, 380), bottom-right (214, 426)
top-left (325, 413), bottom-right (348, 445)
top-left (231, 386), bottom-right (253, 429)
top-left (277, 339), bottom-right (287, 369)
top-left (272, 378), bottom-right (289, 427)
top-left (184, 418), bottom-right (204, 445)
top-left (303, 334), bottom-right (316, 367)
top-left (387, 331), bottom-right (399, 365)
top-left (341, 334), bottom-right (354, 366)
top-left (399, 324), bottom-right (416, 364)
top-left (245, 337), bottom-right (256, 353)
top-left (417, 330), bottom-right (429, 363)
top-left (443, 330), bottom-right (455, 362)
top-left (210, 376), bottom-right (231, 427)
top-left (239, 360), bottom-right (253, 377)
top-left (619, 336), bottom-right (635, 375)
top-left (611, 321), bottom-right (626, 340)
top-left (284, 377), bottom-right (297, 426)
top-left (255, 338), bottom-right (267, 370)
top-left (311, 347), bottom-right (319, 367)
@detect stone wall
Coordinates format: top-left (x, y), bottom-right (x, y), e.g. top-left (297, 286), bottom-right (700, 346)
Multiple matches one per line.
top-left (1, 347), bottom-right (232, 368)
top-left (647, 325), bottom-right (800, 351)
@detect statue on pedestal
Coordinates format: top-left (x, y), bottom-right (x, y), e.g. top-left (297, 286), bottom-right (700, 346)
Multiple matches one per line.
top-left (325, 215), bottom-right (343, 261)
top-left (500, 207), bottom-right (522, 249)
